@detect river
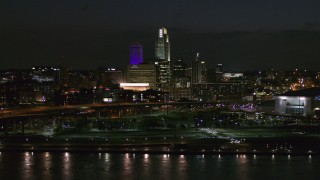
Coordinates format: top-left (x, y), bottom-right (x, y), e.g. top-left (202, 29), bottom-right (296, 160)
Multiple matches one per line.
top-left (0, 152), bottom-right (318, 179)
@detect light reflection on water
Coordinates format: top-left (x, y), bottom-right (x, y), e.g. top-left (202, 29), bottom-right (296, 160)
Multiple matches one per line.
top-left (177, 154), bottom-right (187, 180)
top-left (62, 152), bottom-right (73, 180)
top-left (23, 152), bottom-right (34, 180)
top-left (0, 152), bottom-right (318, 179)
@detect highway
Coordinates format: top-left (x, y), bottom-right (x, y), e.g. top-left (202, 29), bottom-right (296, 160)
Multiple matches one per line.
top-left (0, 101), bottom-right (221, 119)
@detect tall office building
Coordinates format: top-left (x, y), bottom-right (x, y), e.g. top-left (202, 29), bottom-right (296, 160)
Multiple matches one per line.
top-left (216, 64), bottom-right (223, 73)
top-left (155, 28), bottom-right (170, 61)
top-left (172, 59), bottom-right (190, 88)
top-left (130, 43), bottom-right (143, 65)
top-left (200, 60), bottom-right (207, 83)
top-left (169, 59), bottom-right (192, 100)
top-left (127, 64), bottom-right (157, 90)
top-left (192, 53), bottom-right (207, 84)
top-left (155, 28), bottom-right (171, 89)
top-left (215, 64), bottom-right (223, 82)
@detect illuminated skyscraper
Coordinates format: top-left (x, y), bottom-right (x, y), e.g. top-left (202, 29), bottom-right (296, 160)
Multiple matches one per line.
top-left (130, 42), bottom-right (143, 65)
top-left (155, 28), bottom-right (170, 62)
top-left (155, 28), bottom-right (171, 89)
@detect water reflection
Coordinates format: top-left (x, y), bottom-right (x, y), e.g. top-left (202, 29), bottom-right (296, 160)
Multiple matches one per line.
top-left (45, 152), bottom-right (50, 158)
top-left (0, 152), bottom-right (318, 180)
top-left (177, 154), bottom-right (187, 180)
top-left (64, 152), bottom-right (70, 158)
top-left (142, 154), bottom-right (151, 179)
top-left (22, 152), bottom-right (34, 180)
top-left (236, 154), bottom-right (249, 179)
top-left (160, 153), bottom-right (171, 179)
top-left (43, 152), bottom-right (52, 170)
top-left (24, 152), bottom-right (33, 165)
top-left (103, 153), bottom-right (111, 171)
top-left (62, 152), bottom-right (73, 180)
top-left (308, 155), bottom-right (312, 164)
top-left (144, 154), bottom-right (149, 159)
top-left (123, 153), bottom-right (133, 178)
top-left (105, 153), bottom-right (109, 161)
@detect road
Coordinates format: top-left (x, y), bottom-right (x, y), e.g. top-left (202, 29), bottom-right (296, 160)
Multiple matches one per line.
top-left (0, 101), bottom-right (221, 119)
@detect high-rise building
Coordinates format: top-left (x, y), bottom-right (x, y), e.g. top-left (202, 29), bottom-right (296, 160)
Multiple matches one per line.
top-left (172, 59), bottom-right (190, 88)
top-left (155, 28), bottom-right (170, 62)
top-left (130, 43), bottom-right (143, 65)
top-left (215, 64), bottom-right (223, 82)
top-left (127, 64), bottom-right (157, 90)
top-left (157, 60), bottom-right (171, 89)
top-left (200, 60), bottom-right (207, 83)
top-left (191, 53), bottom-right (201, 84)
top-left (155, 28), bottom-right (171, 89)
top-left (216, 64), bottom-right (223, 73)
top-left (191, 53), bottom-right (207, 84)
top-left (169, 59), bottom-right (192, 101)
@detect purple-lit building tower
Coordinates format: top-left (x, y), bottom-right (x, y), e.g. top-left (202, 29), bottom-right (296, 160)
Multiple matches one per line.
top-left (130, 43), bottom-right (143, 65)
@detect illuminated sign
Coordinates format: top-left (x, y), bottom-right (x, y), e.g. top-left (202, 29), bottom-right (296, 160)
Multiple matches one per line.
top-left (120, 83), bottom-right (150, 91)
top-left (120, 83), bottom-right (149, 87)
top-left (103, 98), bottom-right (113, 102)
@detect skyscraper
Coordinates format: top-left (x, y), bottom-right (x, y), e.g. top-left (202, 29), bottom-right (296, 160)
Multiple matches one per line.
top-left (155, 28), bottom-right (170, 62)
top-left (127, 64), bottom-right (156, 90)
top-left (155, 28), bottom-right (171, 89)
top-left (130, 42), bottom-right (143, 65)
top-left (191, 53), bottom-right (207, 84)
top-left (215, 64), bottom-right (223, 82)
top-left (200, 60), bottom-right (207, 83)
top-left (192, 53), bottom-right (201, 84)
top-left (172, 59), bottom-right (190, 88)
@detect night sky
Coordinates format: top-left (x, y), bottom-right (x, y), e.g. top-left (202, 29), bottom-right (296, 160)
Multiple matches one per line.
top-left (1, 0), bottom-right (320, 70)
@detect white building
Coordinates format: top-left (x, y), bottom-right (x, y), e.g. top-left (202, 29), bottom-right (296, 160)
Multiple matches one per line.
top-left (275, 87), bottom-right (320, 117)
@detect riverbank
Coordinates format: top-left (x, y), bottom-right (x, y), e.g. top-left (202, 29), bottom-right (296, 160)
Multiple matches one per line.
top-left (0, 137), bottom-right (318, 155)
top-left (1, 127), bottom-right (319, 155)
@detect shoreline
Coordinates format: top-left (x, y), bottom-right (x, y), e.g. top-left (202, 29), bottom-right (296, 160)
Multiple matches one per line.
top-left (0, 143), bottom-right (317, 155)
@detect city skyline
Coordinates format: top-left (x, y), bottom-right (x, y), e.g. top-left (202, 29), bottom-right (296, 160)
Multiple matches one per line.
top-left (1, 1), bottom-right (320, 178)
top-left (1, 1), bottom-right (320, 70)
top-left (1, 29), bottom-right (320, 71)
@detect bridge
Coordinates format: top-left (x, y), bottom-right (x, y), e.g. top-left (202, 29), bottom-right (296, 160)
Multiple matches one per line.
top-left (0, 101), bottom-right (226, 136)
top-left (0, 101), bottom-right (224, 119)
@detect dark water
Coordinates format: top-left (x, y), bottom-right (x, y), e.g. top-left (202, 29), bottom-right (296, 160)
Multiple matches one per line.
top-left (0, 152), bottom-right (318, 180)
